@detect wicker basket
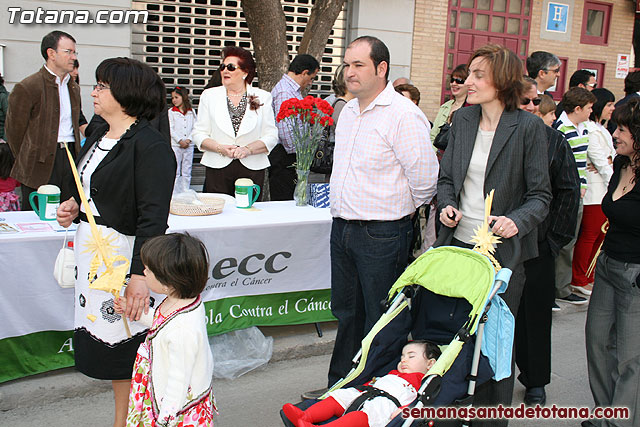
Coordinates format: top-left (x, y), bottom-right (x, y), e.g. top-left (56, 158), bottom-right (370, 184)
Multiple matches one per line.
top-left (170, 194), bottom-right (226, 216)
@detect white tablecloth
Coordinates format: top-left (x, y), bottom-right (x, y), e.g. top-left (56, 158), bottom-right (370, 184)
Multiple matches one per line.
top-left (0, 202), bottom-right (334, 382)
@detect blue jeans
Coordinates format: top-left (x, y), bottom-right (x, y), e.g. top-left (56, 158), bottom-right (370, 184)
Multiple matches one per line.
top-left (328, 217), bottom-right (412, 386)
top-left (586, 251), bottom-right (640, 427)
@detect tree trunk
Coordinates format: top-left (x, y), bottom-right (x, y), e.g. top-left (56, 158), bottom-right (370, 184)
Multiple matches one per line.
top-left (298, 0), bottom-right (348, 61)
top-left (241, 0), bottom-right (290, 91)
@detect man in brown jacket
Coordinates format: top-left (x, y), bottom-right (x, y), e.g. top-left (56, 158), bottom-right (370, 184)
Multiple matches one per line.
top-left (6, 30), bottom-right (81, 209)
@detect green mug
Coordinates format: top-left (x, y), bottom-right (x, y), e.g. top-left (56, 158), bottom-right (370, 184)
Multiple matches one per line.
top-left (29, 184), bottom-right (61, 221)
top-left (234, 178), bottom-right (260, 209)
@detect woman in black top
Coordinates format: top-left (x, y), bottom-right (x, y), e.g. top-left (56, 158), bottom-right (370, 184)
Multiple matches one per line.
top-left (585, 98), bottom-right (640, 427)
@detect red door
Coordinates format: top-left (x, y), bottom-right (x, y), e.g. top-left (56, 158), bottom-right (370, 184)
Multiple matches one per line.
top-left (442, 0), bottom-right (533, 103)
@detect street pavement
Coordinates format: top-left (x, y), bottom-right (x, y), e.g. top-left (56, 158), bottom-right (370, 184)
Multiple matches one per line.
top-left (0, 303), bottom-right (592, 426)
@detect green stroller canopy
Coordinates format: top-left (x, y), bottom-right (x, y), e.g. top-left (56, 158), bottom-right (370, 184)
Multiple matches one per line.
top-left (389, 246), bottom-right (496, 336)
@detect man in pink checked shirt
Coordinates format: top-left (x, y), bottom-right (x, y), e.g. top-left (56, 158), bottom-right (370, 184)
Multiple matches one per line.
top-left (323, 36), bottom-right (438, 391)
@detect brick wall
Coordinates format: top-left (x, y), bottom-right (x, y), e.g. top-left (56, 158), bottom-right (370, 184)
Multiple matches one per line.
top-left (410, 0), bottom-right (449, 122)
top-left (528, 0), bottom-right (634, 101)
top-left (409, 0), bottom-right (634, 120)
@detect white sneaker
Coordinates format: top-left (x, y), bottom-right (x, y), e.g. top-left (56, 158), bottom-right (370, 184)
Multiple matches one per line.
top-left (572, 284), bottom-right (593, 296)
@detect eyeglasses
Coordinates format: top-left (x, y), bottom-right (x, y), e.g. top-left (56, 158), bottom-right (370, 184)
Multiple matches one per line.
top-left (546, 67), bottom-right (561, 74)
top-left (93, 83), bottom-right (111, 92)
top-left (219, 63), bottom-right (238, 72)
top-left (521, 97), bottom-right (542, 106)
top-left (58, 49), bottom-right (78, 56)
top-left (450, 77), bottom-right (465, 85)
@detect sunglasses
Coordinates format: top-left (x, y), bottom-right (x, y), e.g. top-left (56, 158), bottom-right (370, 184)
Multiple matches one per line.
top-left (219, 63), bottom-right (238, 72)
top-left (450, 77), bottom-right (465, 85)
top-left (521, 97), bottom-right (542, 106)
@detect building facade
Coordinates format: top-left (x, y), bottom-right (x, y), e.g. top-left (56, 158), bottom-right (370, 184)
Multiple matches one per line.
top-left (0, 0), bottom-right (635, 127)
top-left (413, 0), bottom-right (636, 121)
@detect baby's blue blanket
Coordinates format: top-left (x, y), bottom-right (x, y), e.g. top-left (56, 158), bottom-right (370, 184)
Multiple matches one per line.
top-left (480, 268), bottom-right (515, 381)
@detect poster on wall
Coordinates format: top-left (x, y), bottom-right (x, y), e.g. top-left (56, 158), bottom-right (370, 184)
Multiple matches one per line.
top-left (616, 54), bottom-right (630, 79)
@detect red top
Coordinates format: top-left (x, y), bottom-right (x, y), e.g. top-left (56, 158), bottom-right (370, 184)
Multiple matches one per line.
top-left (0, 177), bottom-right (19, 193)
top-left (366, 369), bottom-right (424, 390)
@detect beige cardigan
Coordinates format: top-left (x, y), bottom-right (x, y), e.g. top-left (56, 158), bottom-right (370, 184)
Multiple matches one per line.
top-left (584, 122), bottom-right (615, 206)
top-left (139, 297), bottom-right (214, 426)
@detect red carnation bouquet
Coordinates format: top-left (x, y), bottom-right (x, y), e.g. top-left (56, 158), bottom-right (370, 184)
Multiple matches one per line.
top-left (276, 95), bottom-right (334, 205)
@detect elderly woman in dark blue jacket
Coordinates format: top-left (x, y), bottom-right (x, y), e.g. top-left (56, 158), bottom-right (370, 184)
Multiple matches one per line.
top-left (57, 57), bottom-right (175, 427)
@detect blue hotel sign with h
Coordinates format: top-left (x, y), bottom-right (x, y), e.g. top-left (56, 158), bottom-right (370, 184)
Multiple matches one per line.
top-left (546, 2), bottom-right (569, 33)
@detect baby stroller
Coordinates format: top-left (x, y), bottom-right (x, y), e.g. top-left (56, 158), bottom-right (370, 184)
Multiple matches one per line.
top-left (280, 232), bottom-right (519, 427)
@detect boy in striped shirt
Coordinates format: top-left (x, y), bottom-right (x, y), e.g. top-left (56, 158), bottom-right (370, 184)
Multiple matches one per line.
top-left (553, 87), bottom-right (597, 306)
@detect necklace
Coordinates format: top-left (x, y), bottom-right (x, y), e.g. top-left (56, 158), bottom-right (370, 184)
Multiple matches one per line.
top-left (161, 297), bottom-right (181, 315)
top-left (161, 296), bottom-right (195, 316)
top-left (79, 119), bottom-right (139, 185)
top-left (227, 89), bottom-right (246, 98)
top-left (621, 167), bottom-right (635, 192)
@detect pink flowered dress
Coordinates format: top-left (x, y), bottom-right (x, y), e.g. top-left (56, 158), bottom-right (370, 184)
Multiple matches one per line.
top-left (126, 303), bottom-right (216, 427)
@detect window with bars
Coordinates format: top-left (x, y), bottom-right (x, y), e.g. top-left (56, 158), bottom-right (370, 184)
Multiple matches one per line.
top-left (131, 0), bottom-right (348, 106)
top-left (131, 0), bottom-right (347, 188)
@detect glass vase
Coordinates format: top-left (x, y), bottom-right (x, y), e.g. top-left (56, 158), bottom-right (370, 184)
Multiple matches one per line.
top-left (294, 169), bottom-right (310, 207)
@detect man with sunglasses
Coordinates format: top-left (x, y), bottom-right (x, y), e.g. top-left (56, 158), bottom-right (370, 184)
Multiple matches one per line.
top-left (269, 54), bottom-right (320, 200)
top-left (526, 51), bottom-right (561, 96)
top-left (515, 77), bottom-right (580, 407)
top-left (6, 30), bottom-right (82, 210)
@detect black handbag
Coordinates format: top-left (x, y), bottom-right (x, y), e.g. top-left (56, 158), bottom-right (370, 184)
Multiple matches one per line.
top-left (311, 126), bottom-right (334, 174)
top-left (311, 98), bottom-right (344, 174)
top-left (433, 122), bottom-right (451, 151)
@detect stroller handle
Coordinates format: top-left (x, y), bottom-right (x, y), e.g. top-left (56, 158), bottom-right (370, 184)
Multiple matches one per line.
top-left (433, 224), bottom-right (522, 270)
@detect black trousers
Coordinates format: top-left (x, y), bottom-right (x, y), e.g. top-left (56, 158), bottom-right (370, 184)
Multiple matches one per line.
top-left (21, 143), bottom-right (76, 211)
top-left (267, 144), bottom-right (296, 201)
top-left (204, 160), bottom-right (265, 201)
top-left (515, 240), bottom-right (555, 388)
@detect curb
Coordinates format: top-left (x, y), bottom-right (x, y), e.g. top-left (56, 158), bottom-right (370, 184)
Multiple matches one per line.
top-left (0, 322), bottom-right (337, 411)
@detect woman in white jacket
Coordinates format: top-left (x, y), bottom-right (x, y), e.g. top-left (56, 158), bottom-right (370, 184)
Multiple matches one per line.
top-left (191, 46), bottom-right (277, 196)
top-left (571, 88), bottom-right (616, 295)
top-left (168, 86), bottom-right (197, 191)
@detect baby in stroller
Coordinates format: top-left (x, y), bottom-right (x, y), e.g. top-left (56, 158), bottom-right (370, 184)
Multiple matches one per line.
top-left (282, 340), bottom-right (441, 427)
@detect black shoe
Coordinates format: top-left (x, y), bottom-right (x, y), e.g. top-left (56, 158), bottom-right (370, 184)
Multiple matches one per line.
top-left (552, 302), bottom-right (561, 312)
top-left (301, 387), bottom-right (329, 400)
top-left (524, 386), bottom-right (546, 406)
top-left (557, 293), bottom-right (588, 305)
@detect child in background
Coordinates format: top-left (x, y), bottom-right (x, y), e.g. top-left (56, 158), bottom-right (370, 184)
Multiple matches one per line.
top-left (0, 141), bottom-right (20, 211)
top-left (168, 86), bottom-right (197, 191)
top-left (282, 340), bottom-right (441, 427)
top-left (116, 233), bottom-right (216, 427)
top-left (537, 95), bottom-right (557, 127)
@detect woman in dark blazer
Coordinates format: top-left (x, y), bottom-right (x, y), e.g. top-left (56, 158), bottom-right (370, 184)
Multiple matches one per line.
top-left (56, 57), bottom-right (175, 427)
top-left (437, 45), bottom-right (551, 427)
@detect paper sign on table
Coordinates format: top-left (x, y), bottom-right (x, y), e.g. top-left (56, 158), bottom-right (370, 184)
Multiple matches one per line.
top-left (16, 222), bottom-right (54, 232)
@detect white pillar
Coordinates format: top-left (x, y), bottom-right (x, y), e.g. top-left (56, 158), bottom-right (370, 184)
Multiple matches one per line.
top-left (346, 0), bottom-right (415, 83)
